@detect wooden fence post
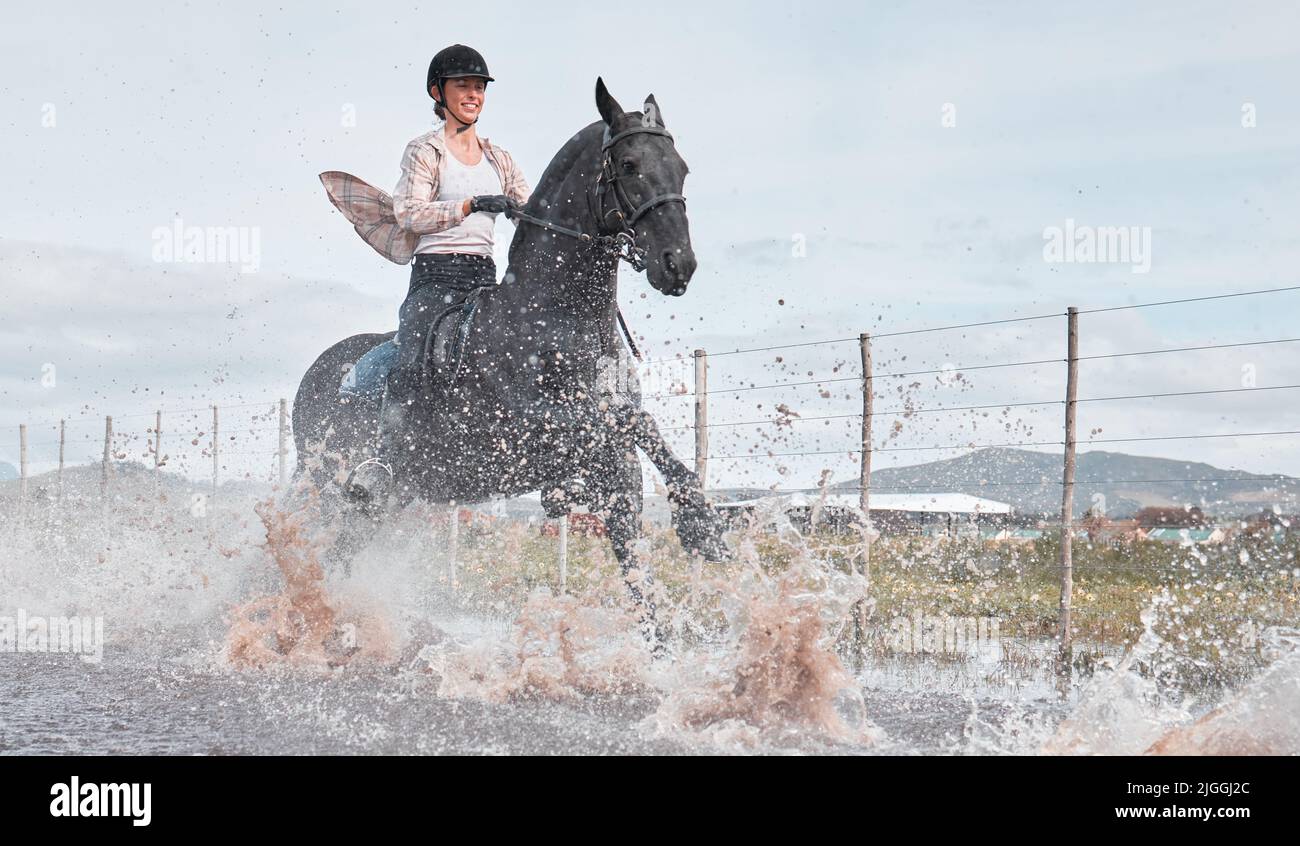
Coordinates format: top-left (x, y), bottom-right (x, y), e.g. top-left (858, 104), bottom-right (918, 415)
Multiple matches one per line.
top-left (859, 332), bottom-right (873, 583)
top-left (849, 333), bottom-right (875, 658)
top-left (57, 419), bottom-right (65, 504)
top-left (693, 348), bottom-right (708, 486)
top-left (1057, 307), bottom-right (1080, 674)
top-left (278, 398), bottom-right (288, 486)
top-left (211, 405), bottom-right (219, 496)
top-left (558, 515), bottom-right (569, 595)
top-left (101, 415), bottom-right (113, 497)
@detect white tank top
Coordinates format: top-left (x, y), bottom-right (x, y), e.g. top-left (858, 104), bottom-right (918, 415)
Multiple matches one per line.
top-left (415, 148), bottom-right (504, 257)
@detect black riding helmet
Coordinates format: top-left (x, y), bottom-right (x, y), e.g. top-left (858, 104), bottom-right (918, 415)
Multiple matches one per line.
top-left (426, 44), bottom-right (494, 102)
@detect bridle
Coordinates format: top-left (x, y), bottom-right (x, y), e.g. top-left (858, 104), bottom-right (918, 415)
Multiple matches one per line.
top-left (508, 121), bottom-right (686, 362)
top-left (509, 123), bottom-right (686, 274)
top-left (595, 124), bottom-right (687, 237)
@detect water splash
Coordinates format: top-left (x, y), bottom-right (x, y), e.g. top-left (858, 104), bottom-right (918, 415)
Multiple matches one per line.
top-left (1143, 627), bottom-right (1300, 755)
top-left (648, 496), bottom-right (879, 747)
top-left (13, 466), bottom-right (1293, 754)
top-left (421, 586), bottom-right (652, 702)
top-left (1041, 601), bottom-right (1191, 755)
top-left (226, 492), bottom-right (396, 669)
top-left (411, 495), bottom-right (881, 749)
top-left (1042, 593), bottom-right (1300, 755)
top-left (648, 567), bottom-right (877, 747)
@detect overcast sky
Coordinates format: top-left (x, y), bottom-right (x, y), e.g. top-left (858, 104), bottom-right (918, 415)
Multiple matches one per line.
top-left (2, 0), bottom-right (1298, 490)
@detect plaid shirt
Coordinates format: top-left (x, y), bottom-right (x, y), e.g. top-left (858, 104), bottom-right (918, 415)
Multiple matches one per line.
top-left (320, 126), bottom-right (531, 264)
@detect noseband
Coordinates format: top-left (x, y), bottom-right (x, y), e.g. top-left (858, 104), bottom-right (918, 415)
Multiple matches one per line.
top-left (510, 123), bottom-right (686, 273)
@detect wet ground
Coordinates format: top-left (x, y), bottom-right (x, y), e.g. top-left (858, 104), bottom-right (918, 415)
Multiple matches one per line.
top-left (0, 646), bottom-right (1074, 755)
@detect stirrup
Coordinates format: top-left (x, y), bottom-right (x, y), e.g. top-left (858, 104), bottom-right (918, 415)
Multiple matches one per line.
top-left (344, 457), bottom-right (394, 501)
top-left (351, 457), bottom-right (394, 480)
top-left (353, 457), bottom-right (392, 475)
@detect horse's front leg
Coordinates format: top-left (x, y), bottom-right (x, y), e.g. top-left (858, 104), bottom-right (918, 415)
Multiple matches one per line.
top-left (608, 405), bottom-right (731, 562)
top-left (585, 421), bottom-right (665, 656)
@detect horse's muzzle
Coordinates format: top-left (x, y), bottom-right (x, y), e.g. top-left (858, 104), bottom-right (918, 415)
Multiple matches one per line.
top-left (661, 249), bottom-right (696, 296)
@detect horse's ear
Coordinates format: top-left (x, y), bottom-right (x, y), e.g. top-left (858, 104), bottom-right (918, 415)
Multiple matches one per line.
top-left (595, 77), bottom-right (624, 126)
top-left (642, 93), bottom-right (664, 127)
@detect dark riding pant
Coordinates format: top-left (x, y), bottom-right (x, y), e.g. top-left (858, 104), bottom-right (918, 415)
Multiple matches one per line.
top-left (378, 253), bottom-right (496, 460)
top-left (392, 252), bottom-right (497, 381)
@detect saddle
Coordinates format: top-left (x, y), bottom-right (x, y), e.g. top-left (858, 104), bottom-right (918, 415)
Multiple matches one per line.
top-left (420, 286), bottom-right (487, 389)
top-left (338, 288), bottom-right (487, 402)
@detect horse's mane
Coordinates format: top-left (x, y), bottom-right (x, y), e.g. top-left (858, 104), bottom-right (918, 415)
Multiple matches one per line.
top-left (501, 120), bottom-right (607, 284)
top-left (502, 113), bottom-right (644, 286)
top-left (522, 119), bottom-right (606, 216)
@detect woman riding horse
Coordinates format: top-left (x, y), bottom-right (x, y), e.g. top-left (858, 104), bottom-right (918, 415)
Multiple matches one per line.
top-left (307, 73), bottom-right (730, 649)
top-left (346, 44), bottom-right (530, 509)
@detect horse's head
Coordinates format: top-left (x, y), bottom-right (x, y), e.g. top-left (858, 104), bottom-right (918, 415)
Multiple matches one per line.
top-left (595, 78), bottom-right (696, 296)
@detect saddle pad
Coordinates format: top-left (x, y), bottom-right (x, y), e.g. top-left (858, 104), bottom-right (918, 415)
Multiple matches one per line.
top-left (335, 288), bottom-right (485, 401)
top-left (423, 287), bottom-right (487, 388)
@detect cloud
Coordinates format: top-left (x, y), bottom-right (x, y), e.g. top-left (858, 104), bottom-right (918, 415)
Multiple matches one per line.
top-left (0, 239), bottom-right (392, 473)
top-left (4, 0), bottom-right (1300, 488)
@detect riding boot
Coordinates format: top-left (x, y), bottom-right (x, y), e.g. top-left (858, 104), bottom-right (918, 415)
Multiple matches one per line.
top-left (344, 370), bottom-right (408, 516)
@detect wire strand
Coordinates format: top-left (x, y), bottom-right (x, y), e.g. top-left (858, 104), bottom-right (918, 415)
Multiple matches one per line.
top-left (1078, 285), bottom-right (1300, 315)
top-left (1078, 336), bottom-right (1300, 362)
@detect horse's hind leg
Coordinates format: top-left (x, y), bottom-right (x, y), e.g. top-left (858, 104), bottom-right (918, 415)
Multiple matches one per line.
top-left (613, 406), bottom-right (730, 562)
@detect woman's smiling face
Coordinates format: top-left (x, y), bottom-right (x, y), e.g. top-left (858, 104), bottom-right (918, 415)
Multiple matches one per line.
top-left (437, 76), bottom-right (488, 122)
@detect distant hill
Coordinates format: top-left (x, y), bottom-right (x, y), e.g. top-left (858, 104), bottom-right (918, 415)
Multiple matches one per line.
top-left (0, 459), bottom-right (273, 505)
top-left (816, 447), bottom-right (1300, 518)
top-left (0, 461), bottom-right (15, 481)
top-left (5, 451), bottom-right (1296, 521)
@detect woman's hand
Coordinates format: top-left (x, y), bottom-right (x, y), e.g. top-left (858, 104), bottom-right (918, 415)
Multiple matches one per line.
top-left (468, 194), bottom-right (518, 215)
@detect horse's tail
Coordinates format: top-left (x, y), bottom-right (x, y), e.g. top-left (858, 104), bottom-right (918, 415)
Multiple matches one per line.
top-left (291, 332), bottom-right (395, 489)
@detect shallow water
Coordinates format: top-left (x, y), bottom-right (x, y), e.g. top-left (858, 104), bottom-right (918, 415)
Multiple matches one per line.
top-left (1, 483), bottom-right (1295, 755)
top-left (0, 647), bottom-right (1078, 755)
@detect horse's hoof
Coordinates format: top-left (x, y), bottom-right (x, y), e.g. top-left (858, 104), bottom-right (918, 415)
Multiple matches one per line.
top-left (667, 482), bottom-right (732, 561)
top-left (344, 459), bottom-right (393, 518)
top-left (684, 515), bottom-right (731, 561)
top-left (343, 485), bottom-right (382, 520)
top-left (670, 504), bottom-right (731, 562)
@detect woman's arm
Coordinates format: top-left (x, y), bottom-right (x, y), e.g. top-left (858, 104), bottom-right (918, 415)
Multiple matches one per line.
top-left (392, 138), bottom-right (471, 235)
top-left (492, 147), bottom-right (532, 208)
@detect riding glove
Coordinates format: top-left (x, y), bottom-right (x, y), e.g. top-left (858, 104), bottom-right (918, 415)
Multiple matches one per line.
top-left (469, 194), bottom-right (518, 216)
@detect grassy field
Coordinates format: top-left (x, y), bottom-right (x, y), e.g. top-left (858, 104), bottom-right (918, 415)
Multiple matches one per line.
top-left (441, 518), bottom-right (1299, 681)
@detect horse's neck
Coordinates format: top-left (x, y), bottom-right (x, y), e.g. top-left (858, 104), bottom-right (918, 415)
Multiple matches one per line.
top-left (494, 238), bottom-right (620, 360)
top-left (495, 144), bottom-right (621, 345)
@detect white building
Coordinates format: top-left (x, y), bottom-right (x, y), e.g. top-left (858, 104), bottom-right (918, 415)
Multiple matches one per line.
top-left (714, 491), bottom-right (1013, 537)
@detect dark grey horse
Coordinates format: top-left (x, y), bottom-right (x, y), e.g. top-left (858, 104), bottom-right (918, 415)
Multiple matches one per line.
top-left (291, 79), bottom-right (728, 642)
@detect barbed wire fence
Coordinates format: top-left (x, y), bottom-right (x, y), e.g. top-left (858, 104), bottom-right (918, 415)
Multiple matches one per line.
top-left (633, 285), bottom-right (1300, 664)
top-left (8, 399), bottom-right (291, 507)
top-left (5, 284), bottom-right (1300, 662)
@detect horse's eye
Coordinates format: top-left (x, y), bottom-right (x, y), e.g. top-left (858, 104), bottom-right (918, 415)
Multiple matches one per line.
top-left (620, 159), bottom-right (637, 174)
